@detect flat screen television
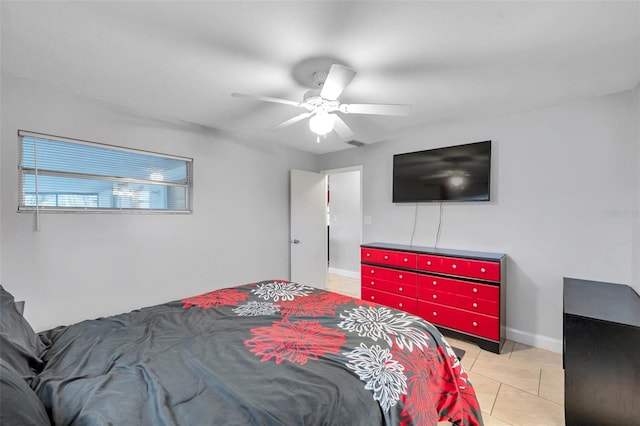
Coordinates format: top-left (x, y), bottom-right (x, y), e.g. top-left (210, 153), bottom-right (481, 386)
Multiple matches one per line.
top-left (392, 140), bottom-right (491, 202)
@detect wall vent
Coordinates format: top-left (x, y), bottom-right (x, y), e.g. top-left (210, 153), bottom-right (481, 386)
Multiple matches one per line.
top-left (345, 140), bottom-right (366, 147)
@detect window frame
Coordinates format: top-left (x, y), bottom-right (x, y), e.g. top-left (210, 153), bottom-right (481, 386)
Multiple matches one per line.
top-left (18, 130), bottom-right (193, 214)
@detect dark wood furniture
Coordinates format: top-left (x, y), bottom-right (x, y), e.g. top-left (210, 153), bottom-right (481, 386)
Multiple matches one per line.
top-left (361, 242), bottom-right (506, 353)
top-left (563, 277), bottom-right (640, 425)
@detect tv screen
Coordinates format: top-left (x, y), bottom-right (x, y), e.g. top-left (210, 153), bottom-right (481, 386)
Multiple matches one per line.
top-left (392, 140), bottom-right (491, 202)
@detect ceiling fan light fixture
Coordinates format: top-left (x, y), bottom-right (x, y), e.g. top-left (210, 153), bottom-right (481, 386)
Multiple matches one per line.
top-left (233, 63), bottom-right (410, 141)
top-left (309, 112), bottom-right (334, 135)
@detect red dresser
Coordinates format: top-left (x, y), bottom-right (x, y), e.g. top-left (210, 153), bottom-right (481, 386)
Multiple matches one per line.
top-left (361, 242), bottom-right (506, 353)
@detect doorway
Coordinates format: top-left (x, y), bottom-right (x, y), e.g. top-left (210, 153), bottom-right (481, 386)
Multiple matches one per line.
top-left (323, 166), bottom-right (363, 295)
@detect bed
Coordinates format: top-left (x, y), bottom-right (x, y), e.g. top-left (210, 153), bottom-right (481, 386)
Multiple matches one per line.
top-left (1, 280), bottom-right (483, 425)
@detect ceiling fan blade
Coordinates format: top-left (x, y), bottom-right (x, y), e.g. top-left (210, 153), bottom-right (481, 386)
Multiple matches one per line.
top-left (320, 64), bottom-right (357, 101)
top-left (268, 112), bottom-right (314, 131)
top-left (340, 103), bottom-right (411, 116)
top-left (332, 115), bottom-right (354, 139)
top-left (231, 92), bottom-right (302, 108)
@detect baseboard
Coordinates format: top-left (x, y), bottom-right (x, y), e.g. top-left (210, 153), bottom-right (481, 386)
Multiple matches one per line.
top-left (328, 268), bottom-right (360, 279)
top-left (506, 326), bottom-right (563, 353)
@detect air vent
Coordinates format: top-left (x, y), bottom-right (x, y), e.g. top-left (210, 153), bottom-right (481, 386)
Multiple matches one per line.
top-left (345, 140), bottom-right (366, 147)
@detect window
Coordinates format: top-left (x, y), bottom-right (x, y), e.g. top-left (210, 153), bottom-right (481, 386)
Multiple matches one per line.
top-left (18, 131), bottom-right (193, 213)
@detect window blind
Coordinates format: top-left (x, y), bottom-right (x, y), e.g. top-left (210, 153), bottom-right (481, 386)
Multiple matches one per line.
top-left (18, 130), bottom-right (193, 215)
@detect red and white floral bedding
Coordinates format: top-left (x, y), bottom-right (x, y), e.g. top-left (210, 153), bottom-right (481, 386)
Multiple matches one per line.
top-left (35, 280), bottom-right (483, 425)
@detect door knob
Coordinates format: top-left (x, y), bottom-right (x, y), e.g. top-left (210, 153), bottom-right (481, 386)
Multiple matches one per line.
top-left (291, 239), bottom-right (301, 244)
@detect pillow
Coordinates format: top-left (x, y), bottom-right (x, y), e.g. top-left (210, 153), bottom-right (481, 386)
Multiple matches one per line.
top-left (0, 358), bottom-right (50, 426)
top-left (0, 285), bottom-right (46, 383)
top-left (15, 300), bottom-right (25, 315)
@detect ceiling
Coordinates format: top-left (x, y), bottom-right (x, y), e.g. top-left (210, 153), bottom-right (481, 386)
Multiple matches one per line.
top-left (2, 1), bottom-right (639, 155)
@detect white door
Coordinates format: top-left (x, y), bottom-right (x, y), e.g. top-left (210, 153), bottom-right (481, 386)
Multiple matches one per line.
top-left (290, 169), bottom-right (327, 289)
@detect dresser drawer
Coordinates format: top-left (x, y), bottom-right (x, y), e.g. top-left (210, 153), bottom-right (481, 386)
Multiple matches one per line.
top-left (440, 256), bottom-right (469, 276)
top-left (361, 264), bottom-right (391, 280)
top-left (362, 277), bottom-right (417, 298)
top-left (467, 259), bottom-right (500, 282)
top-left (361, 247), bottom-right (377, 263)
top-left (361, 248), bottom-right (417, 269)
top-left (418, 254), bottom-right (471, 277)
top-left (391, 251), bottom-right (417, 269)
top-left (417, 254), bottom-right (445, 273)
top-left (418, 300), bottom-right (458, 328)
top-left (457, 281), bottom-right (499, 302)
top-left (419, 285), bottom-right (499, 315)
top-left (362, 288), bottom-right (419, 315)
top-left (418, 288), bottom-right (459, 306)
top-left (361, 248), bottom-right (386, 264)
top-left (456, 295), bottom-right (499, 316)
top-left (418, 254), bottom-right (502, 282)
top-left (384, 281), bottom-right (417, 298)
top-left (361, 275), bottom-right (388, 291)
top-left (387, 270), bottom-right (417, 285)
top-left (417, 274), bottom-right (460, 294)
top-left (418, 301), bottom-right (499, 340)
top-left (454, 309), bottom-right (499, 341)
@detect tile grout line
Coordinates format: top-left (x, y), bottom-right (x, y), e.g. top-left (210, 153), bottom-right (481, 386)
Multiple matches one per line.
top-left (490, 382), bottom-right (502, 419)
top-left (537, 368), bottom-right (542, 397)
top-left (467, 349), bottom-right (480, 370)
top-left (469, 370), bottom-right (554, 402)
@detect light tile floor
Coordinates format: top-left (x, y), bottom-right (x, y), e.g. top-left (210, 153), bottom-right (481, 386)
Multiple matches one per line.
top-left (327, 273), bottom-right (565, 426)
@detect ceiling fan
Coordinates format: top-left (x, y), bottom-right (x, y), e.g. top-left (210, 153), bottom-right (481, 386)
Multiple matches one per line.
top-left (231, 64), bottom-right (411, 141)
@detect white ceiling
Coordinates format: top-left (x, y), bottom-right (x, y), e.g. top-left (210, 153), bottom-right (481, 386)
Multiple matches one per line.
top-left (2, 1), bottom-right (639, 155)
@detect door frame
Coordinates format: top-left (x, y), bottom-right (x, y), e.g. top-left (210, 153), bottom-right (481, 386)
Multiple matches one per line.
top-left (321, 165), bottom-right (364, 278)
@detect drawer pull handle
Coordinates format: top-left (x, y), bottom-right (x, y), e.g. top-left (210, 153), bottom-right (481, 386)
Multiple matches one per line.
top-left (399, 287), bottom-right (403, 292)
top-left (452, 264), bottom-right (457, 269)
top-left (432, 281), bottom-right (437, 285)
top-left (371, 270), bottom-right (375, 274)
top-left (480, 267), bottom-right (486, 273)
top-left (371, 281), bottom-right (375, 286)
top-left (366, 253), bottom-right (371, 257)
top-left (432, 312), bottom-right (438, 316)
top-left (432, 294), bottom-right (437, 299)
top-left (403, 258), bottom-right (408, 262)
top-left (472, 321), bottom-right (478, 327)
top-left (370, 296), bottom-right (375, 300)
top-left (426, 260), bottom-right (432, 266)
top-left (398, 303), bottom-right (403, 308)
top-left (473, 288), bottom-right (478, 293)
top-left (472, 302), bottom-right (478, 308)
top-left (398, 274), bottom-right (403, 279)
top-left (384, 255), bottom-right (389, 260)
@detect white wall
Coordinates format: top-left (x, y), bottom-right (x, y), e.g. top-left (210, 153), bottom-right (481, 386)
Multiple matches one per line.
top-left (0, 75), bottom-right (318, 331)
top-left (0, 76), bottom-right (3, 283)
top-left (328, 169), bottom-right (361, 276)
top-left (3, 73), bottom-right (636, 348)
top-left (319, 91), bottom-right (636, 351)
top-left (633, 82), bottom-right (640, 294)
